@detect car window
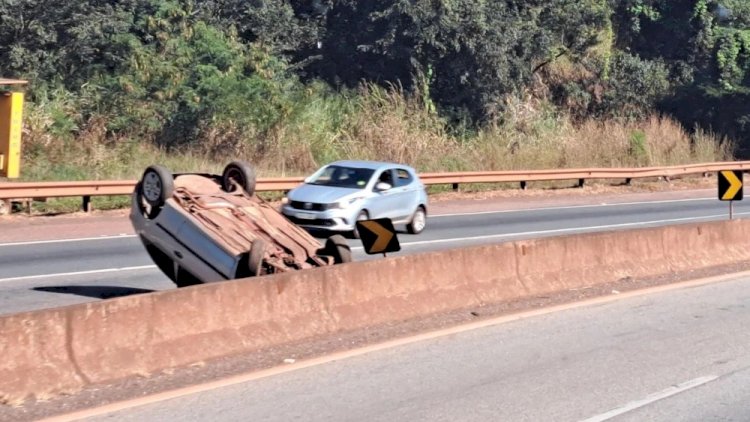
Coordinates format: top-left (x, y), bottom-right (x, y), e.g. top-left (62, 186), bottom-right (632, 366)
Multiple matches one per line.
top-left (376, 169), bottom-right (395, 188)
top-left (307, 165), bottom-right (375, 189)
top-left (394, 168), bottom-right (413, 187)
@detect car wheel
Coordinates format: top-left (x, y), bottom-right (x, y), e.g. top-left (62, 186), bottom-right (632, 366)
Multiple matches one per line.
top-left (140, 165), bottom-right (174, 218)
top-left (407, 205), bottom-right (427, 234)
top-left (352, 210), bottom-right (369, 239)
top-left (324, 234), bottom-right (352, 264)
top-left (247, 238), bottom-right (266, 276)
top-left (222, 160), bottom-right (257, 196)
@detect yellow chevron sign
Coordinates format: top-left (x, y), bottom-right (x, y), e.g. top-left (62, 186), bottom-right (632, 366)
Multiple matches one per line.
top-left (719, 170), bottom-right (743, 201)
top-left (356, 218), bottom-right (400, 255)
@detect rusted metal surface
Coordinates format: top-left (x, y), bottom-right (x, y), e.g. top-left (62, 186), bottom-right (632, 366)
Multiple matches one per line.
top-left (170, 174), bottom-right (326, 275)
top-left (1, 161), bottom-right (749, 204)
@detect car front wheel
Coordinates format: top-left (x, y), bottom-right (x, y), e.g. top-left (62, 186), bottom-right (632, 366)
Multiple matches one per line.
top-left (352, 210), bottom-right (369, 239)
top-left (139, 165), bottom-right (174, 218)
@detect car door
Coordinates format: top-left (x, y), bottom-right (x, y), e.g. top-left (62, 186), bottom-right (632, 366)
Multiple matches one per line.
top-left (366, 168), bottom-right (403, 220)
top-left (390, 168), bottom-right (420, 221)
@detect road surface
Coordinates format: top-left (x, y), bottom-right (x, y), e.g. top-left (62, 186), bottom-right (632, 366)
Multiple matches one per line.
top-left (1, 190), bottom-right (747, 315)
top-left (83, 273), bottom-right (750, 421)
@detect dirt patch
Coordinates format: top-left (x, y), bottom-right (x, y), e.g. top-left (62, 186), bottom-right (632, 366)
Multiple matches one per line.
top-left (2, 262), bottom-right (747, 422)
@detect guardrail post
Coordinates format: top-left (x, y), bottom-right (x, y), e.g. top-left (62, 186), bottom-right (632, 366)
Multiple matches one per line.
top-left (577, 178), bottom-right (585, 188)
top-left (82, 195), bottom-right (91, 213)
top-left (520, 181), bottom-right (527, 190)
top-left (625, 178), bottom-right (632, 186)
top-left (0, 199), bottom-right (9, 215)
top-left (452, 183), bottom-right (459, 192)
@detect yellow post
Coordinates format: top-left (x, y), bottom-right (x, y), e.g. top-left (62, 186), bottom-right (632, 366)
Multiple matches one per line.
top-left (0, 91), bottom-right (24, 178)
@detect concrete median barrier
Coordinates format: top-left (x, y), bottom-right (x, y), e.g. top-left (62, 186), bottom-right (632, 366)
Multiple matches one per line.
top-left (2, 219), bottom-right (750, 404)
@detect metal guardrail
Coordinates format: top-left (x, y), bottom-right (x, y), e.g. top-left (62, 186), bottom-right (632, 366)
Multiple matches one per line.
top-left (1, 161), bottom-right (750, 213)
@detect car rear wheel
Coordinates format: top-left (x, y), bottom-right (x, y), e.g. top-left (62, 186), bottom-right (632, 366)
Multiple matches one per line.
top-left (222, 161), bottom-right (257, 196)
top-left (140, 165), bottom-right (174, 218)
top-left (352, 210), bottom-right (369, 239)
top-left (407, 206), bottom-right (427, 234)
top-left (324, 235), bottom-right (352, 264)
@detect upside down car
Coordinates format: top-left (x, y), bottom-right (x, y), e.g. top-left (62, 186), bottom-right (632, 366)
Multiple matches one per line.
top-left (130, 161), bottom-right (352, 287)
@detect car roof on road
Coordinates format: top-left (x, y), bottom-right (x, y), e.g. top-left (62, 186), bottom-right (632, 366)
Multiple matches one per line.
top-left (324, 160), bottom-right (416, 171)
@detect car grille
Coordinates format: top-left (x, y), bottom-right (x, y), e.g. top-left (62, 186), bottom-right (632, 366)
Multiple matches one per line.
top-left (289, 201), bottom-right (327, 211)
top-left (287, 216), bottom-right (336, 227)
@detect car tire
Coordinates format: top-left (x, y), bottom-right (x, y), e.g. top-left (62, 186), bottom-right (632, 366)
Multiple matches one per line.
top-left (247, 238), bottom-right (266, 276)
top-left (407, 205), bottom-right (427, 234)
top-left (140, 165), bottom-right (174, 218)
top-left (325, 234), bottom-right (352, 264)
top-left (352, 210), bottom-right (369, 239)
top-left (222, 160), bottom-right (257, 196)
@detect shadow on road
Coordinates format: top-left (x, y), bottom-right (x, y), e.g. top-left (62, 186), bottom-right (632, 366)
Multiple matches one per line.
top-left (33, 285), bottom-right (155, 300)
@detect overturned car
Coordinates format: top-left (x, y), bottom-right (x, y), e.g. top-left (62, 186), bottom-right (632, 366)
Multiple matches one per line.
top-left (130, 161), bottom-right (351, 287)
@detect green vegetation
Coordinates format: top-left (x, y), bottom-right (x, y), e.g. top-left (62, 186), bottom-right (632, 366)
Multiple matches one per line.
top-left (0, 0), bottom-right (746, 183)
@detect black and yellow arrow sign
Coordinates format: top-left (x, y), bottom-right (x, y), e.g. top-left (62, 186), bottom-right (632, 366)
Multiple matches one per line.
top-left (356, 218), bottom-right (400, 255)
top-left (719, 170), bottom-right (743, 201)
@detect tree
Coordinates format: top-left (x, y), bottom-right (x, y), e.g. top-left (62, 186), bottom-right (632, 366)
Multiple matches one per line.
top-left (304, 0), bottom-right (609, 121)
top-left (0, 0), bottom-right (141, 89)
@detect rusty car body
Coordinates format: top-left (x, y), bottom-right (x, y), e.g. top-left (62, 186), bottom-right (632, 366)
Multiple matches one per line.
top-left (130, 161), bottom-right (351, 287)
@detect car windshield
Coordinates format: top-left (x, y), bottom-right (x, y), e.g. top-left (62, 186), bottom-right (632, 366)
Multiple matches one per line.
top-left (307, 165), bottom-right (375, 189)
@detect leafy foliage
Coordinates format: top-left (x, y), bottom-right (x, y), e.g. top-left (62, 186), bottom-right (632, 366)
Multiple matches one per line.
top-left (0, 0), bottom-right (748, 159)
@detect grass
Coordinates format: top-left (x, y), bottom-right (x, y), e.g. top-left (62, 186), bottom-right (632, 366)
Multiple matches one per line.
top-left (1, 85), bottom-right (735, 215)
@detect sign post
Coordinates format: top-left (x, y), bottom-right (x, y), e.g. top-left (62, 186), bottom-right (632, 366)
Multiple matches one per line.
top-left (356, 218), bottom-right (400, 256)
top-left (718, 170), bottom-right (744, 219)
top-left (0, 78), bottom-right (27, 179)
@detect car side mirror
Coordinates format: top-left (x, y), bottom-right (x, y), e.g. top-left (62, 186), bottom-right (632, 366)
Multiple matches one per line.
top-left (375, 182), bottom-right (392, 191)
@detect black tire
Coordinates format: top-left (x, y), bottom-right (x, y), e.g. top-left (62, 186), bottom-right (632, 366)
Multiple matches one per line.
top-left (222, 160), bottom-right (257, 196)
top-left (325, 234), bottom-right (352, 264)
top-left (406, 205), bottom-right (427, 234)
top-left (247, 238), bottom-right (266, 276)
top-left (352, 210), bottom-right (369, 239)
top-left (140, 165), bottom-right (174, 210)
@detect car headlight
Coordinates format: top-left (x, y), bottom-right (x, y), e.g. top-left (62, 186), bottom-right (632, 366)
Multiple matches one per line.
top-left (329, 197), bottom-right (364, 209)
top-left (281, 197), bottom-right (289, 205)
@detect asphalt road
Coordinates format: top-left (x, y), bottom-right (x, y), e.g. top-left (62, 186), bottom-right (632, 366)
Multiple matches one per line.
top-left (84, 273), bottom-right (750, 421)
top-left (1, 193), bottom-right (749, 315)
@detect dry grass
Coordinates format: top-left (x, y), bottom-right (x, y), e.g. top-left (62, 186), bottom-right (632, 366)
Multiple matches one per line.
top-left (14, 86), bottom-right (734, 184)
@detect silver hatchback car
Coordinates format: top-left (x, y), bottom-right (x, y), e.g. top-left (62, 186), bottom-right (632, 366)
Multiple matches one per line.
top-left (281, 160), bottom-right (429, 237)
